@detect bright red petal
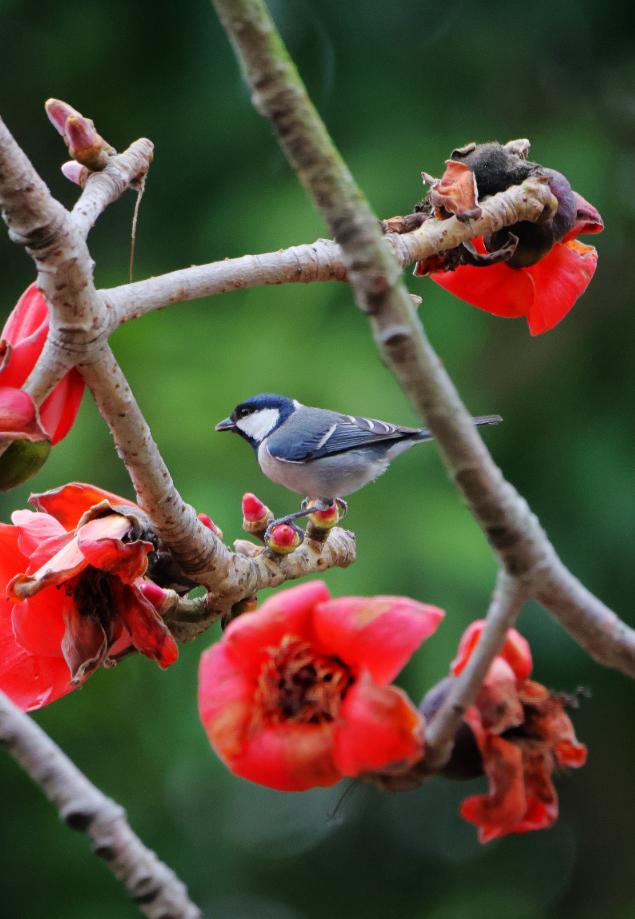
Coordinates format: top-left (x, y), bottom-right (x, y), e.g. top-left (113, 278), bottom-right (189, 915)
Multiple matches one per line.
top-left (77, 515), bottom-right (151, 583)
top-left (524, 240), bottom-right (597, 336)
top-left (198, 637), bottom-right (340, 791)
top-left (0, 603), bottom-right (73, 711)
top-left (198, 640), bottom-right (255, 756)
top-left (61, 593), bottom-right (108, 682)
top-left (11, 587), bottom-right (66, 656)
top-left (0, 387), bottom-right (48, 442)
top-left (459, 733), bottom-right (528, 843)
top-left (312, 595), bottom-right (444, 684)
top-left (39, 368), bottom-right (85, 445)
top-left (0, 522), bottom-right (27, 586)
top-left (8, 536), bottom-right (87, 599)
top-left (111, 580), bottom-right (178, 668)
top-left (429, 245), bottom-right (533, 319)
top-left (30, 482), bottom-right (137, 529)
top-left (452, 620), bottom-right (532, 682)
top-left (333, 675), bottom-right (423, 776)
top-left (222, 581), bottom-right (330, 680)
top-left (1, 284), bottom-right (48, 344)
top-left (228, 722), bottom-right (339, 791)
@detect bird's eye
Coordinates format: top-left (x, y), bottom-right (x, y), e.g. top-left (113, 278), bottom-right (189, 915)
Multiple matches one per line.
top-left (237, 407), bottom-right (250, 418)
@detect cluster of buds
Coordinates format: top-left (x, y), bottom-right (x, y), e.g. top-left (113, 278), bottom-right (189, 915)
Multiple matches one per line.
top-left (45, 98), bottom-right (115, 183)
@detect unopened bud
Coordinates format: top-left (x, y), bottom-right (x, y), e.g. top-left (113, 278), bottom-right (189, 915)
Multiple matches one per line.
top-left (197, 512), bottom-right (223, 539)
top-left (138, 580), bottom-right (176, 616)
top-left (307, 499), bottom-right (339, 529)
top-left (266, 523), bottom-right (302, 554)
top-left (242, 492), bottom-right (273, 537)
top-left (65, 115), bottom-right (110, 169)
top-left (45, 98), bottom-right (81, 136)
top-left (61, 160), bottom-right (89, 186)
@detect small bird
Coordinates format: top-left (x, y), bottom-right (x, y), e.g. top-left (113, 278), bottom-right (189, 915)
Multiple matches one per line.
top-left (216, 394), bottom-right (501, 527)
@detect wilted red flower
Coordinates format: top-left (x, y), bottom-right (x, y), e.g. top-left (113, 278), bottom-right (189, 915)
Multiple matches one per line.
top-left (198, 581), bottom-right (444, 791)
top-left (452, 620), bottom-right (587, 843)
top-left (0, 482), bottom-right (178, 711)
top-left (0, 284), bottom-right (85, 444)
top-left (414, 143), bottom-right (604, 335)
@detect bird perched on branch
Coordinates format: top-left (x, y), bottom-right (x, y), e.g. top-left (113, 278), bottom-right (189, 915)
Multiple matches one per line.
top-left (216, 394), bottom-right (501, 535)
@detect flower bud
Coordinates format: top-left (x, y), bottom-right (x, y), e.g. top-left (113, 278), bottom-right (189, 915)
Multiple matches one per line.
top-left (0, 439), bottom-right (51, 491)
top-left (307, 500), bottom-right (339, 529)
top-left (265, 523), bottom-right (302, 554)
top-left (61, 161), bottom-right (89, 186)
top-left (65, 115), bottom-right (110, 170)
top-left (242, 492), bottom-right (273, 537)
top-left (45, 98), bottom-right (80, 136)
top-left (197, 512), bottom-right (223, 539)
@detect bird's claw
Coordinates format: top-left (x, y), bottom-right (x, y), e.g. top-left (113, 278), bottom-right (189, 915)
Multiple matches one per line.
top-left (263, 517), bottom-right (305, 553)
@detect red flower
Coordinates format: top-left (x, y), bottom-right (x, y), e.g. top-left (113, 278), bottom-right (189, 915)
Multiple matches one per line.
top-left (414, 147), bottom-right (604, 335)
top-left (452, 620), bottom-right (587, 843)
top-left (198, 581), bottom-right (444, 791)
top-left (0, 482), bottom-right (178, 711)
top-left (1, 284), bottom-right (85, 444)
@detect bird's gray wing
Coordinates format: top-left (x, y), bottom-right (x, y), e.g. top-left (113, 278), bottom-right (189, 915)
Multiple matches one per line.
top-left (267, 411), bottom-right (423, 462)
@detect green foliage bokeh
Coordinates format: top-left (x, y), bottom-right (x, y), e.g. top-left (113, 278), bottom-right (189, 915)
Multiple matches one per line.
top-left (1, 1), bottom-right (634, 917)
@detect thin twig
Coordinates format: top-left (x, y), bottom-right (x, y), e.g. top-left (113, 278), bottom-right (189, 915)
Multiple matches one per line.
top-left (210, 0), bottom-right (635, 680)
top-left (423, 570), bottom-right (529, 772)
top-left (0, 691), bottom-right (202, 919)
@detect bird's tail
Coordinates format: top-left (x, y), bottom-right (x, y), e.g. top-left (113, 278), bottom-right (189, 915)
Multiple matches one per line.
top-left (416, 414), bottom-right (502, 441)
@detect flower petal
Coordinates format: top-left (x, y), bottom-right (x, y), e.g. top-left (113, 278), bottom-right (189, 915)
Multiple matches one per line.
top-left (8, 535), bottom-right (88, 599)
top-left (110, 579), bottom-right (178, 668)
top-left (333, 675), bottom-right (424, 776)
top-left (11, 509), bottom-right (67, 562)
top-left (429, 235), bottom-right (534, 319)
top-left (0, 602), bottom-right (72, 711)
top-left (222, 581), bottom-right (331, 680)
top-left (29, 482), bottom-right (137, 529)
top-left (312, 595), bottom-right (444, 684)
top-left (11, 587), bottom-right (66, 656)
top-left (524, 239), bottom-right (598, 335)
top-left (428, 160), bottom-right (481, 220)
top-left (39, 368), bottom-right (85, 445)
top-left (1, 284), bottom-right (48, 345)
top-left (228, 722), bottom-right (339, 791)
top-left (563, 192), bottom-right (604, 241)
top-left (459, 732), bottom-right (528, 843)
top-left (452, 620), bottom-right (532, 681)
top-left (61, 593), bottom-right (109, 683)
top-left (0, 387), bottom-right (49, 443)
top-left (0, 521), bottom-right (27, 586)
top-left (198, 636), bottom-right (339, 791)
top-left (77, 514), bottom-right (151, 582)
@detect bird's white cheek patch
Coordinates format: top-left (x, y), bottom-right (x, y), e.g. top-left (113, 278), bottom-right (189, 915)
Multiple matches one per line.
top-left (236, 408), bottom-right (280, 441)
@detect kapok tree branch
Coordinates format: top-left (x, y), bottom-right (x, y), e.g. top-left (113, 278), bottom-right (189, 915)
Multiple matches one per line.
top-left (211, 0), bottom-right (635, 680)
top-left (103, 178), bottom-right (554, 323)
top-left (0, 690), bottom-right (202, 919)
top-left (422, 570), bottom-right (529, 772)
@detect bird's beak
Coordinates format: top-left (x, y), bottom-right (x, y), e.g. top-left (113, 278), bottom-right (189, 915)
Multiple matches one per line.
top-left (215, 417), bottom-right (235, 432)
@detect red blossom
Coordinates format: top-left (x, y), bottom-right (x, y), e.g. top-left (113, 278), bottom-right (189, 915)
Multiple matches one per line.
top-left (198, 581), bottom-right (444, 791)
top-left (452, 620), bottom-right (587, 843)
top-left (0, 482), bottom-right (178, 711)
top-left (415, 149), bottom-right (604, 335)
top-left (0, 284), bottom-right (85, 444)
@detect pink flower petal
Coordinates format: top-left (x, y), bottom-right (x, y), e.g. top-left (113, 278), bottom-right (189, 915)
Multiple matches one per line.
top-left (30, 482), bottom-right (137, 529)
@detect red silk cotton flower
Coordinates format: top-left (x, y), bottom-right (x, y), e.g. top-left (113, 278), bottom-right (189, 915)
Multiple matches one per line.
top-left (0, 283), bottom-right (85, 444)
top-left (452, 621), bottom-right (587, 843)
top-left (414, 142), bottom-right (604, 335)
top-left (198, 581), bottom-right (444, 791)
top-left (0, 483), bottom-right (178, 711)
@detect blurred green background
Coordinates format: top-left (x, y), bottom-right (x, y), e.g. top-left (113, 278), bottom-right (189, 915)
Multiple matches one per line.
top-left (1, 0), bottom-right (634, 916)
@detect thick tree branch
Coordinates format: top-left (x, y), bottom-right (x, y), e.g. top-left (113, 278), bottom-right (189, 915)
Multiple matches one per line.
top-left (0, 690), bottom-right (201, 919)
top-left (211, 0), bottom-right (635, 678)
top-left (104, 178), bottom-right (554, 322)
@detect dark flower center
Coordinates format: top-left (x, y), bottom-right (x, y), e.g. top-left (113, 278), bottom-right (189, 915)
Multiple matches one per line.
top-left (256, 636), bottom-right (353, 725)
